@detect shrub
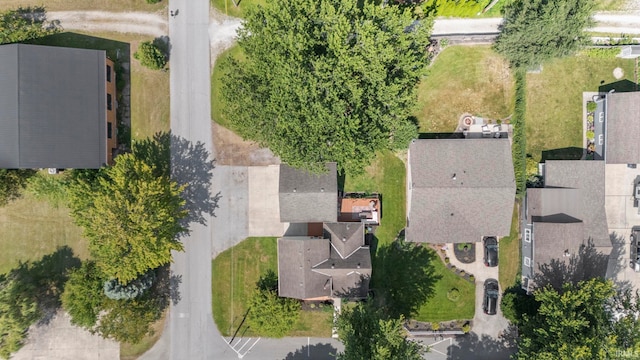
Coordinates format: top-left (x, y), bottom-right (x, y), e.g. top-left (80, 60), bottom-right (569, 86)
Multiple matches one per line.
top-left (27, 172), bottom-right (69, 207)
top-left (431, 322), bottom-right (440, 331)
top-left (103, 271), bottom-right (155, 300)
top-left (462, 323), bottom-right (470, 333)
top-left (146, 0), bottom-right (162, 3)
top-left (444, 257), bottom-right (450, 264)
top-left (586, 101), bottom-right (597, 112)
top-left (512, 69), bottom-right (527, 196)
top-left (586, 130), bottom-right (595, 140)
top-left (581, 47), bottom-right (620, 59)
top-left (133, 41), bottom-right (166, 70)
top-left (447, 288), bottom-right (460, 302)
top-left (469, 274), bottom-right (475, 282)
top-left (247, 289), bottom-right (300, 337)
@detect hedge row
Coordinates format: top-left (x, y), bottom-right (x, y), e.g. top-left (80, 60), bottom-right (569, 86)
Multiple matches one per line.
top-left (580, 47), bottom-right (620, 59)
top-left (512, 69), bottom-right (527, 197)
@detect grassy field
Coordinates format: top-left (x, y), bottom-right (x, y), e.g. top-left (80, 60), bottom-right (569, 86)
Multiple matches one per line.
top-left (211, 237), bottom-right (332, 337)
top-left (211, 45), bottom-right (245, 129)
top-left (525, 54), bottom-right (636, 161)
top-left (343, 151), bottom-right (406, 247)
top-left (415, 45), bottom-right (514, 133)
top-left (499, 203), bottom-right (520, 291)
top-left (415, 250), bottom-right (475, 322)
top-left (131, 60), bottom-right (171, 139)
top-left (0, 193), bottom-right (88, 275)
top-left (211, 0), bottom-right (266, 18)
top-left (0, 0), bottom-right (166, 12)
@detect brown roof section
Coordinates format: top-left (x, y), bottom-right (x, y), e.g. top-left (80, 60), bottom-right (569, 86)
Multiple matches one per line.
top-left (323, 222), bottom-right (364, 259)
top-left (277, 223), bottom-right (371, 300)
top-left (605, 92), bottom-right (640, 164)
top-left (406, 139), bottom-right (516, 243)
top-left (277, 237), bottom-right (331, 300)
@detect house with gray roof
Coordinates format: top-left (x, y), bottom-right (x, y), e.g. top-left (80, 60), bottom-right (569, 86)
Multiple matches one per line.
top-left (277, 222), bottom-right (371, 300)
top-left (279, 163), bottom-right (338, 223)
top-left (601, 92), bottom-right (640, 164)
top-left (521, 160), bottom-right (611, 292)
top-left (0, 44), bottom-right (118, 169)
top-left (405, 138), bottom-right (516, 244)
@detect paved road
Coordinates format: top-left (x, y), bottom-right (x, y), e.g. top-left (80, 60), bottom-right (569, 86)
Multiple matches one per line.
top-left (166, 0), bottom-right (232, 359)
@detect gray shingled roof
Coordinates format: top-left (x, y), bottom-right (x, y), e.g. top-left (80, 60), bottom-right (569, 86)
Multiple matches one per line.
top-left (324, 222), bottom-right (364, 259)
top-left (532, 222), bottom-right (585, 268)
top-left (277, 237), bottom-right (331, 300)
top-left (527, 187), bottom-right (582, 223)
top-left (279, 163), bottom-right (337, 223)
top-left (0, 44), bottom-right (107, 168)
top-left (406, 139), bottom-right (516, 244)
top-left (543, 161), bottom-right (610, 248)
top-left (605, 92), bottom-right (640, 164)
top-left (277, 224), bottom-right (371, 300)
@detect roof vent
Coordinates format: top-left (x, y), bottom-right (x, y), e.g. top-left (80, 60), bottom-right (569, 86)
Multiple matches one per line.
top-left (321, 188), bottom-right (324, 192)
top-left (451, 213), bottom-right (454, 216)
top-left (331, 263), bottom-right (335, 269)
top-left (357, 263), bottom-right (361, 269)
top-left (342, 237), bottom-right (346, 242)
top-left (293, 188), bottom-right (297, 193)
top-left (452, 173), bottom-right (457, 180)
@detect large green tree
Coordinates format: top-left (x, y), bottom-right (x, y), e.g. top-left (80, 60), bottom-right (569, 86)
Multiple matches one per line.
top-left (68, 147), bottom-right (186, 285)
top-left (0, 169), bottom-right (35, 207)
top-left (222, 0), bottom-right (433, 173)
top-left (337, 302), bottom-right (426, 360)
top-left (247, 289), bottom-right (301, 338)
top-left (0, 7), bottom-right (58, 45)
top-left (61, 261), bottom-right (105, 329)
top-left (0, 269), bottom-right (39, 359)
top-left (517, 279), bottom-right (619, 360)
top-left (494, 0), bottom-right (595, 68)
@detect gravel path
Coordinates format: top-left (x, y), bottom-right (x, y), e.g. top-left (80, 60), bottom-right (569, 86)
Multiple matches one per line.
top-left (46, 10), bottom-right (640, 44)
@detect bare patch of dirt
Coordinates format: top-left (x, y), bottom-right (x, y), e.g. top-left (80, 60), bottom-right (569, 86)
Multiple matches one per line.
top-left (212, 122), bottom-right (280, 166)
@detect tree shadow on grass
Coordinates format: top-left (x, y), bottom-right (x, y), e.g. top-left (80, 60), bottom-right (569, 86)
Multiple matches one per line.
top-left (4, 246), bottom-right (81, 326)
top-left (283, 342), bottom-right (338, 360)
top-left (371, 240), bottom-right (440, 319)
top-left (447, 326), bottom-right (517, 360)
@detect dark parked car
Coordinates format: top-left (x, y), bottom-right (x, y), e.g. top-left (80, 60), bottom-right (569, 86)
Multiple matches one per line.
top-left (483, 236), bottom-right (498, 267)
top-left (483, 278), bottom-right (499, 315)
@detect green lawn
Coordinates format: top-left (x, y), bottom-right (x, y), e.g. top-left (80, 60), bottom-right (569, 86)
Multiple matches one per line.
top-left (415, 45), bottom-right (514, 133)
top-left (343, 151), bottom-right (406, 247)
top-left (130, 59), bottom-right (170, 139)
top-left (211, 0), bottom-right (266, 18)
top-left (0, 193), bottom-right (88, 275)
top-left (499, 203), bottom-right (520, 291)
top-left (425, 0), bottom-right (489, 17)
top-left (211, 237), bottom-right (332, 337)
top-left (414, 250), bottom-right (475, 322)
top-left (525, 55), bottom-right (636, 161)
top-left (0, 0), bottom-right (166, 12)
top-left (211, 45), bottom-right (245, 129)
